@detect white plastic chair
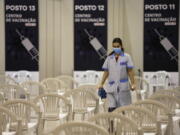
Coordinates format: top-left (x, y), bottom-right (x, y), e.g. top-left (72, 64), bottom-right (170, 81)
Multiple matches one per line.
top-left (33, 94), bottom-right (72, 129)
top-left (150, 71), bottom-right (171, 92)
top-left (64, 88), bottom-right (99, 120)
top-left (0, 106), bottom-right (22, 135)
top-left (133, 99), bottom-right (173, 135)
top-left (130, 76), bottom-right (150, 102)
top-left (3, 99), bottom-right (42, 135)
top-left (78, 84), bottom-right (107, 112)
top-left (114, 106), bottom-right (160, 135)
top-left (85, 70), bottom-right (101, 84)
top-left (78, 84), bottom-right (97, 94)
top-left (12, 70), bottom-right (32, 84)
top-left (154, 89), bottom-right (180, 98)
top-left (56, 75), bottom-right (79, 89)
top-left (0, 84), bottom-right (29, 100)
top-left (0, 75), bottom-right (18, 85)
top-left (21, 81), bottom-right (46, 99)
top-left (41, 78), bottom-right (68, 93)
top-left (46, 121), bottom-right (109, 135)
top-left (150, 94), bottom-right (180, 115)
top-left (88, 112), bottom-right (143, 135)
top-left (174, 86), bottom-right (180, 92)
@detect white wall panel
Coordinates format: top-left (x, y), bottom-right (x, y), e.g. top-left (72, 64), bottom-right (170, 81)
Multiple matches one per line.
top-left (39, 0), bottom-right (63, 80)
top-left (0, 0), bottom-right (5, 75)
top-left (60, 0), bottom-right (73, 75)
top-left (39, 0), bottom-right (47, 80)
top-left (123, 0), bottom-right (144, 71)
top-left (53, 0), bottom-right (62, 76)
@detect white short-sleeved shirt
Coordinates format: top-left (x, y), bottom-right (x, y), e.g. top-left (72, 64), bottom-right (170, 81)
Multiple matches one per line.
top-left (102, 53), bottom-right (134, 93)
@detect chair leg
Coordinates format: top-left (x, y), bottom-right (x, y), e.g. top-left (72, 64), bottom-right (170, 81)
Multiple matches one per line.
top-left (72, 112), bottom-right (75, 120)
top-left (42, 119), bottom-right (45, 129)
top-left (82, 113), bottom-right (85, 120)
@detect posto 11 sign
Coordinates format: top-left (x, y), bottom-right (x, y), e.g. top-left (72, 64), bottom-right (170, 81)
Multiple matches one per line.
top-left (145, 4), bottom-right (175, 10)
top-left (143, 0), bottom-right (179, 72)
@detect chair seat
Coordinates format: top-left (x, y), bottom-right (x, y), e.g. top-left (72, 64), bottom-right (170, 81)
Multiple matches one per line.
top-left (10, 122), bottom-right (37, 131)
top-left (43, 113), bottom-right (68, 120)
top-left (143, 133), bottom-right (156, 135)
top-left (158, 116), bottom-right (169, 124)
top-left (175, 109), bottom-right (180, 116)
top-left (142, 126), bottom-right (157, 133)
top-left (87, 107), bottom-right (96, 112)
top-left (144, 123), bottom-right (167, 135)
top-left (161, 124), bottom-right (168, 135)
top-left (73, 107), bottom-right (95, 114)
top-left (2, 132), bottom-right (16, 135)
top-left (27, 123), bottom-right (37, 130)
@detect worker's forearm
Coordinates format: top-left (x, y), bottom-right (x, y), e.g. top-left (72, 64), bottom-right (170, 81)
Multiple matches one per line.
top-left (128, 69), bottom-right (135, 85)
top-left (100, 71), bottom-right (109, 85)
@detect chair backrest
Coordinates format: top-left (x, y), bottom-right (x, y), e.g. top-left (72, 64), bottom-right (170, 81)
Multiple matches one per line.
top-left (0, 106), bottom-right (22, 135)
top-left (135, 76), bottom-right (149, 96)
top-left (3, 99), bottom-right (42, 134)
top-left (154, 89), bottom-right (180, 98)
top-left (85, 70), bottom-right (101, 84)
top-left (33, 93), bottom-right (72, 120)
top-left (64, 88), bottom-right (99, 114)
top-left (114, 106), bottom-right (159, 134)
top-left (41, 78), bottom-right (68, 93)
top-left (88, 112), bottom-right (143, 135)
top-left (174, 86), bottom-right (180, 92)
top-left (150, 71), bottom-right (171, 89)
top-left (12, 70), bottom-right (32, 84)
top-left (47, 121), bottom-right (109, 135)
top-left (0, 84), bottom-right (29, 100)
top-left (130, 76), bottom-right (150, 102)
top-left (0, 93), bottom-right (5, 104)
top-left (78, 84), bottom-right (97, 95)
top-left (132, 99), bottom-right (173, 135)
top-left (56, 75), bottom-right (79, 89)
top-left (133, 99), bottom-right (171, 119)
top-left (150, 94), bottom-right (180, 114)
top-left (0, 75), bottom-right (18, 85)
top-left (21, 81), bottom-right (46, 99)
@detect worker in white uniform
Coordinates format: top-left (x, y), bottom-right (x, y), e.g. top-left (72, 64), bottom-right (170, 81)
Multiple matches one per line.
top-left (98, 37), bottom-right (136, 112)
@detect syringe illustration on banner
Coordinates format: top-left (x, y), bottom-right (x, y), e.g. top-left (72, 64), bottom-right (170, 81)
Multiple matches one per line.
top-left (84, 29), bottom-right (107, 60)
top-left (16, 29), bottom-right (39, 62)
top-left (154, 28), bottom-right (178, 62)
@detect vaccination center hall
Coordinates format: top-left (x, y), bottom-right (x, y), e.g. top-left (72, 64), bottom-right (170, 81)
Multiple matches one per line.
top-left (0, 0), bottom-right (180, 135)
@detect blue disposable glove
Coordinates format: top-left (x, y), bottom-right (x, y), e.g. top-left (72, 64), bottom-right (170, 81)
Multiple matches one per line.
top-left (98, 88), bottom-right (107, 99)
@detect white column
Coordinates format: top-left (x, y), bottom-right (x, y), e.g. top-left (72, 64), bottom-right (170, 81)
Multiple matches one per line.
top-left (60, 0), bottom-right (73, 75)
top-left (179, 1), bottom-right (180, 85)
top-left (39, 0), bottom-right (62, 80)
top-left (0, 0), bottom-right (5, 75)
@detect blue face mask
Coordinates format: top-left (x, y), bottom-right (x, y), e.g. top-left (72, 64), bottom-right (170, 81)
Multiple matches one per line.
top-left (113, 48), bottom-right (122, 54)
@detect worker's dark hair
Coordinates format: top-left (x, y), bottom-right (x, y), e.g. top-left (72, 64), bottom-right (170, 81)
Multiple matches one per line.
top-left (108, 37), bottom-right (124, 56)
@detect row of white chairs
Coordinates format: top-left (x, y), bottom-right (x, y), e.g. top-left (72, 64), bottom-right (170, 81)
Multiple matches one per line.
top-left (1, 88), bottom-right (180, 134)
top-left (1, 73), bottom-right (180, 134)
